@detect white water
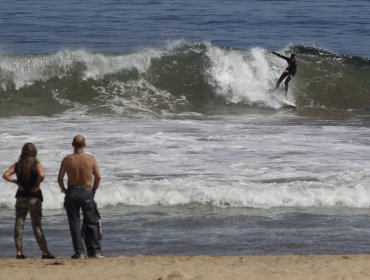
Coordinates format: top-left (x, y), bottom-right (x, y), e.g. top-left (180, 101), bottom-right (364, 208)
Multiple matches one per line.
top-left (1, 113), bottom-right (370, 210)
top-left (206, 45), bottom-right (295, 108)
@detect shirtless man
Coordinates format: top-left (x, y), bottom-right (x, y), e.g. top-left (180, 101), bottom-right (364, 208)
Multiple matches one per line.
top-left (58, 135), bottom-right (103, 259)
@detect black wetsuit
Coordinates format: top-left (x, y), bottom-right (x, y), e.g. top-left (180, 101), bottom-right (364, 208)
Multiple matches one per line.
top-left (272, 52), bottom-right (297, 94)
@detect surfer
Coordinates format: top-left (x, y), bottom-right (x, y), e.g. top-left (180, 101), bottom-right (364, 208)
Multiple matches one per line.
top-left (269, 50), bottom-right (297, 96)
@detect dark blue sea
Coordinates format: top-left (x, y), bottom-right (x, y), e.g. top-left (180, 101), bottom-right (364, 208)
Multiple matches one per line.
top-left (1, 0), bottom-right (370, 258)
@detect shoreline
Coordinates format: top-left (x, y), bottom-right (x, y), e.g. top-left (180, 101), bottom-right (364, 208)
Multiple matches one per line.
top-left (1, 255), bottom-right (369, 280)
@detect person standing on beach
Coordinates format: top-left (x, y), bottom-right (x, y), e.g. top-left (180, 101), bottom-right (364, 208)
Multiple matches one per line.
top-left (3, 143), bottom-right (55, 259)
top-left (269, 50), bottom-right (297, 96)
top-left (58, 135), bottom-right (103, 259)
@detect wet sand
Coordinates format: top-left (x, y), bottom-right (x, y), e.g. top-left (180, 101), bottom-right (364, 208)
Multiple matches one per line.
top-left (1, 255), bottom-right (369, 280)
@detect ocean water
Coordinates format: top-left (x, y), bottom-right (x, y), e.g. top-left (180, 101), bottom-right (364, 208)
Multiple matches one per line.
top-left (1, 0), bottom-right (370, 257)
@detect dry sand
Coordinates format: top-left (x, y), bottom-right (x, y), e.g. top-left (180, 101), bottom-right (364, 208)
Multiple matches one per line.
top-left (1, 255), bottom-right (369, 280)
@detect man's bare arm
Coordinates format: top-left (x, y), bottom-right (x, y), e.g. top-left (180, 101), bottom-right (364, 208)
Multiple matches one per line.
top-left (57, 160), bottom-right (67, 193)
top-left (91, 159), bottom-right (101, 194)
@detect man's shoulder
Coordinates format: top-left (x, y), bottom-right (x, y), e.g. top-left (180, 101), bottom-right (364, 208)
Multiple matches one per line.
top-left (62, 152), bottom-right (97, 164)
top-left (62, 153), bottom-right (75, 160)
top-left (78, 152), bottom-right (97, 162)
top-left (83, 152), bottom-right (97, 160)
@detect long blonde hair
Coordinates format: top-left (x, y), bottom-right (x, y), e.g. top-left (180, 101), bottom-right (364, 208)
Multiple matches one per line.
top-left (16, 143), bottom-right (39, 183)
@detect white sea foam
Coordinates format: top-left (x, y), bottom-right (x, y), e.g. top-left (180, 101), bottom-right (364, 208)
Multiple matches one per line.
top-left (2, 169), bottom-right (369, 210)
top-left (92, 79), bottom-right (188, 116)
top-left (205, 45), bottom-right (295, 108)
top-left (0, 116), bottom-right (370, 210)
top-left (86, 167), bottom-right (370, 209)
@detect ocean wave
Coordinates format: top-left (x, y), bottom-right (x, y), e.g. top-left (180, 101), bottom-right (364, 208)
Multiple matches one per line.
top-left (0, 42), bottom-right (369, 117)
top-left (1, 171), bottom-right (370, 210)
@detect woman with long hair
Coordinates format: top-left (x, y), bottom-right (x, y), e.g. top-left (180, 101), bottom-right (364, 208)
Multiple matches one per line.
top-left (3, 143), bottom-right (54, 259)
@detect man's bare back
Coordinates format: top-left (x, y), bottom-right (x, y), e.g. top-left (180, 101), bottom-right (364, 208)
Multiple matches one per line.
top-left (58, 135), bottom-right (101, 193)
top-left (62, 153), bottom-right (98, 187)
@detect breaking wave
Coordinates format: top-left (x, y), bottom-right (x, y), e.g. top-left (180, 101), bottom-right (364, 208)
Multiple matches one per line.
top-left (0, 41), bottom-right (369, 117)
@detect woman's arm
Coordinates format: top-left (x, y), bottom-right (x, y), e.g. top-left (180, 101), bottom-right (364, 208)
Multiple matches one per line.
top-left (3, 163), bottom-right (18, 186)
top-left (31, 162), bottom-right (45, 192)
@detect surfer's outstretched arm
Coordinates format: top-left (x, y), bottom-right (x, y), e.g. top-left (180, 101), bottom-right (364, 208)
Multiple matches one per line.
top-left (271, 51), bottom-right (289, 62)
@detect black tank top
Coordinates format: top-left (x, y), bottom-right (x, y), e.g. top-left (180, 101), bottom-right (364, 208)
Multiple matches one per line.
top-left (15, 161), bottom-right (43, 201)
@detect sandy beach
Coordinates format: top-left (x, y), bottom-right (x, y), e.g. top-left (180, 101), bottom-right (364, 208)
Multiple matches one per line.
top-left (0, 255), bottom-right (369, 280)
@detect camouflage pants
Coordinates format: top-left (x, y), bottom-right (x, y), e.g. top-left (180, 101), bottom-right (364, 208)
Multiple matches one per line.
top-left (14, 197), bottom-right (48, 252)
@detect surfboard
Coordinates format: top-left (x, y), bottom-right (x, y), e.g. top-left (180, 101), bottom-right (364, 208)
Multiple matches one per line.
top-left (279, 98), bottom-right (297, 109)
top-left (267, 89), bottom-right (297, 109)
